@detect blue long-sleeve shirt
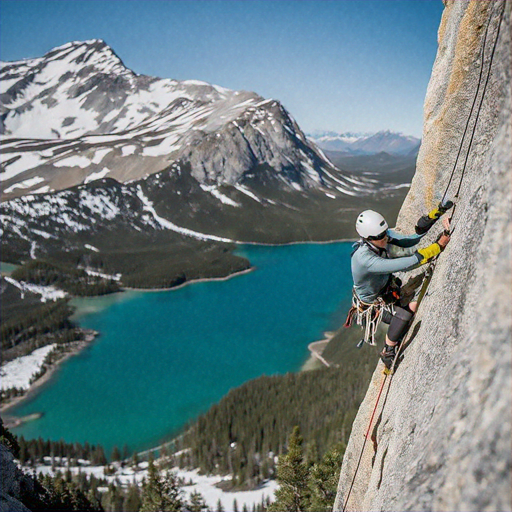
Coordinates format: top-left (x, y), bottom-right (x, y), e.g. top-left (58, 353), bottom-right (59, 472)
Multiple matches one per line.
top-left (351, 229), bottom-right (425, 303)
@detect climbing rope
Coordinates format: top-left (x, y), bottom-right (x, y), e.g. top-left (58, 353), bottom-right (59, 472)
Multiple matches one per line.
top-left (341, 372), bottom-right (389, 512)
top-left (440, 2), bottom-right (495, 205)
top-left (341, 4), bottom-right (505, 509)
top-left (442, 0), bottom-right (506, 233)
top-left (341, 258), bottom-right (437, 509)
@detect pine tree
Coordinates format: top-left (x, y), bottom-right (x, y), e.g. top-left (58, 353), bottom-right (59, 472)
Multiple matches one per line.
top-left (86, 488), bottom-right (101, 512)
top-left (188, 490), bottom-right (208, 512)
top-left (140, 458), bottom-right (184, 512)
top-left (124, 483), bottom-right (142, 512)
top-left (216, 498), bottom-right (224, 512)
top-left (307, 443), bottom-right (344, 512)
top-left (92, 446), bottom-right (107, 466)
top-left (269, 426), bottom-right (310, 512)
top-left (304, 439), bottom-right (319, 467)
top-left (101, 483), bottom-right (123, 512)
top-left (111, 445), bottom-right (121, 462)
top-left (122, 444), bottom-right (130, 461)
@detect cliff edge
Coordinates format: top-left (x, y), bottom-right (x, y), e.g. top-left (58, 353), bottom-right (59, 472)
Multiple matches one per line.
top-left (334, 1), bottom-right (511, 511)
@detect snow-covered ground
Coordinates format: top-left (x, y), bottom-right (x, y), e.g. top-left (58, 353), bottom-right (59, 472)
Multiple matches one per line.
top-left (174, 468), bottom-right (277, 510)
top-left (1, 344), bottom-right (57, 390)
top-left (4, 276), bottom-right (67, 302)
top-left (33, 460), bottom-right (277, 510)
top-left (135, 185), bottom-right (238, 244)
top-left (79, 265), bottom-right (122, 281)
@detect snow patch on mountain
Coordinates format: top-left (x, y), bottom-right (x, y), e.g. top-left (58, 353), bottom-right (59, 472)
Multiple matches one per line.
top-left (0, 344), bottom-right (58, 391)
top-left (308, 130), bottom-right (420, 155)
top-left (200, 185), bottom-right (241, 207)
top-left (4, 176), bottom-right (44, 193)
top-left (135, 186), bottom-right (237, 243)
top-left (54, 155), bottom-right (92, 168)
top-left (1, 39), bottom-right (357, 201)
top-left (4, 276), bottom-right (67, 302)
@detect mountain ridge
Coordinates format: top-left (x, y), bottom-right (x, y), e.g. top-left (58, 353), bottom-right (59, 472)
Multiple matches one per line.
top-left (1, 39), bottom-right (413, 289)
top-left (307, 130), bottom-right (420, 155)
top-left (1, 39), bottom-right (357, 201)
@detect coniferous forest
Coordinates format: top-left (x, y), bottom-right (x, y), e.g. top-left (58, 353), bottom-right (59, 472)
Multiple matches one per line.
top-left (11, 259), bottom-right (121, 297)
top-left (1, 325), bottom-right (381, 512)
top-left (176, 328), bottom-right (380, 490)
top-left (2, 257), bottom-right (120, 365)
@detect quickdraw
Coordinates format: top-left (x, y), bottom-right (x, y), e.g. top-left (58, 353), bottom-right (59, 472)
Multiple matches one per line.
top-left (344, 290), bottom-right (395, 347)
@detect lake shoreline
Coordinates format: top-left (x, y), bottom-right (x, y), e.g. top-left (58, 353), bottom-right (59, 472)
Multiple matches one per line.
top-left (1, 331), bottom-right (98, 421)
top-left (5, 242), bottom-right (354, 454)
top-left (302, 331), bottom-right (337, 370)
top-left (122, 266), bottom-right (255, 293)
top-left (1, 266), bottom-right (257, 421)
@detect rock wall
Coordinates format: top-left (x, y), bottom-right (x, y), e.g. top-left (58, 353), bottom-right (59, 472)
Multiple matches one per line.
top-left (0, 444), bottom-right (32, 512)
top-left (334, 1), bottom-right (511, 511)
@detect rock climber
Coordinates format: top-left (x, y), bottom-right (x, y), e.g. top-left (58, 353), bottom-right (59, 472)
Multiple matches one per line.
top-left (347, 202), bottom-right (452, 369)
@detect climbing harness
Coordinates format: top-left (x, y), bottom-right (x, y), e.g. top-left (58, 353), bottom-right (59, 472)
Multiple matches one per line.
top-left (345, 292), bottom-right (395, 348)
top-left (345, 272), bottom-right (401, 347)
top-left (341, 4), bottom-right (505, 510)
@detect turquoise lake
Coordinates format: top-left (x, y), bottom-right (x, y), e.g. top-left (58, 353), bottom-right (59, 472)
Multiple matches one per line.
top-left (9, 243), bottom-right (354, 455)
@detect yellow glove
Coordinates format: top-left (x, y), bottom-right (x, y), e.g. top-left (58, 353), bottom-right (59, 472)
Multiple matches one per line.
top-left (416, 243), bottom-right (441, 264)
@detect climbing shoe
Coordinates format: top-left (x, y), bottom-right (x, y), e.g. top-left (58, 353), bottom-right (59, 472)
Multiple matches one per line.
top-left (380, 344), bottom-right (397, 370)
top-left (415, 199), bottom-right (454, 235)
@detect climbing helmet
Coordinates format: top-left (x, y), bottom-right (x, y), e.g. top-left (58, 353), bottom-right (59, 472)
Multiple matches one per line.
top-left (356, 210), bottom-right (389, 239)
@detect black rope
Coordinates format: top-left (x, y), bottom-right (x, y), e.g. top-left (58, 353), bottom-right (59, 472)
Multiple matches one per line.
top-left (341, 5), bottom-right (506, 509)
top-left (441, 1), bottom-right (496, 204)
top-left (451, 1), bottom-right (506, 202)
top-left (446, 1), bottom-right (506, 232)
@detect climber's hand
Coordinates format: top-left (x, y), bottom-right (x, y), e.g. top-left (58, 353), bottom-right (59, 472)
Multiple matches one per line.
top-left (442, 216), bottom-right (451, 232)
top-left (437, 232), bottom-right (451, 250)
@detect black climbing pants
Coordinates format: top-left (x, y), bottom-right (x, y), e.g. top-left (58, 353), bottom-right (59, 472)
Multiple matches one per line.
top-left (382, 306), bottom-right (413, 343)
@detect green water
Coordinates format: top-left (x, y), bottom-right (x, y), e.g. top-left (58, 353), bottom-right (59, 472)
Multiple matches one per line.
top-left (1, 262), bottom-right (19, 275)
top-left (9, 243), bottom-right (354, 455)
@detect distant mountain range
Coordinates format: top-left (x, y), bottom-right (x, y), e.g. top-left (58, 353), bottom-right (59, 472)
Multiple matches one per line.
top-left (307, 130), bottom-right (421, 156)
top-left (0, 40), bottom-right (413, 287)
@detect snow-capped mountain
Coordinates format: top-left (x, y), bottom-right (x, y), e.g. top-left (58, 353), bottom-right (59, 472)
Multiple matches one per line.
top-left (308, 130), bottom-right (420, 155)
top-left (0, 40), bottom-right (412, 287)
top-left (0, 39), bottom-right (369, 201)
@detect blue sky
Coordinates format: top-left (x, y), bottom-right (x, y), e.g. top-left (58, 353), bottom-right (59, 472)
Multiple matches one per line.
top-left (0, 0), bottom-right (444, 137)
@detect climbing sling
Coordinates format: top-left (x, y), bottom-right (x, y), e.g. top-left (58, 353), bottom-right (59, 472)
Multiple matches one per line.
top-left (344, 292), bottom-right (395, 347)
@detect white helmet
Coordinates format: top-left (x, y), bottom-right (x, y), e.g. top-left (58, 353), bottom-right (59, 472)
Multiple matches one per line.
top-left (356, 210), bottom-right (388, 239)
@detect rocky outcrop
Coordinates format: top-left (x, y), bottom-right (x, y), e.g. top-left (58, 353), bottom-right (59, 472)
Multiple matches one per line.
top-left (334, 1), bottom-right (511, 511)
top-left (0, 444), bottom-right (32, 512)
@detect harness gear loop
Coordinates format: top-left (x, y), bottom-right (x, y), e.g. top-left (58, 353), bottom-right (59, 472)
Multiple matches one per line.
top-left (345, 290), bottom-right (395, 346)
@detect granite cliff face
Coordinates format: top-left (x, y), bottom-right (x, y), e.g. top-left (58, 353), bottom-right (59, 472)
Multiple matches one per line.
top-left (334, 1), bottom-right (511, 511)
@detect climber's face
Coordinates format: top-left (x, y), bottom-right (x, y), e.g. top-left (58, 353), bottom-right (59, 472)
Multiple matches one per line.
top-left (370, 233), bottom-right (388, 248)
